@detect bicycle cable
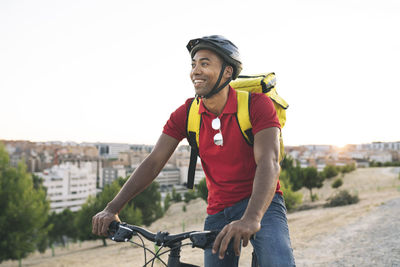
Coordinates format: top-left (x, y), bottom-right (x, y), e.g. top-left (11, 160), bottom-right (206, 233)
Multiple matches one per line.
top-left (145, 243), bottom-right (193, 267)
top-left (127, 239), bottom-right (168, 267)
top-left (137, 234), bottom-right (149, 267)
top-left (151, 245), bottom-right (164, 267)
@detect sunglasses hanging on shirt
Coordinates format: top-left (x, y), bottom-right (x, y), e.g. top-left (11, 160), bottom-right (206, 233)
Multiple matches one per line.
top-left (212, 118), bottom-right (223, 146)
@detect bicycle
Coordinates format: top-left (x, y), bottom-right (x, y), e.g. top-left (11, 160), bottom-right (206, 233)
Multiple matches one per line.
top-left (108, 221), bottom-right (259, 267)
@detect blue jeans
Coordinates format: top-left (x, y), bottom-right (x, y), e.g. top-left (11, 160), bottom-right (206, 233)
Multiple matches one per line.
top-left (204, 194), bottom-right (296, 267)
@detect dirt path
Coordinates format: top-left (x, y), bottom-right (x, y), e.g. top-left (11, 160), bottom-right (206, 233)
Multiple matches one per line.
top-left (295, 197), bottom-right (400, 267)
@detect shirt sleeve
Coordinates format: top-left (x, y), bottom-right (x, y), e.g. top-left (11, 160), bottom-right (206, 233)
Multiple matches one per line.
top-left (250, 93), bottom-right (281, 135)
top-left (162, 99), bottom-right (192, 141)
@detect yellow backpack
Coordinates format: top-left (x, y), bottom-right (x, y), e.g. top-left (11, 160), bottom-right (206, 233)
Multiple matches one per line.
top-left (186, 73), bottom-right (288, 189)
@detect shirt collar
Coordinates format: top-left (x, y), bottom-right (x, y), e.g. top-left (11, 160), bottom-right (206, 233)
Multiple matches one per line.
top-left (198, 86), bottom-right (237, 115)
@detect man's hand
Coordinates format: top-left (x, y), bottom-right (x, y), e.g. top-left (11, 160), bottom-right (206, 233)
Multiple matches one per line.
top-left (212, 218), bottom-right (260, 259)
top-left (92, 210), bottom-right (120, 236)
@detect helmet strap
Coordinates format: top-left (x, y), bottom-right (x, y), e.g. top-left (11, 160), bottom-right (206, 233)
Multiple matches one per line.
top-left (200, 62), bottom-right (232, 99)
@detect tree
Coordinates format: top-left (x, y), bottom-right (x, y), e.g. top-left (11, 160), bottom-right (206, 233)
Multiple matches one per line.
top-left (74, 179), bottom-right (142, 246)
top-left (115, 176), bottom-right (163, 225)
top-left (32, 173), bottom-right (46, 192)
top-left (278, 176), bottom-right (302, 212)
top-left (132, 181), bottom-right (163, 226)
top-left (196, 178), bottom-right (208, 203)
top-left (323, 165), bottom-right (339, 179)
top-left (0, 145), bottom-right (50, 264)
top-left (98, 178), bottom-right (143, 226)
top-left (171, 187), bottom-right (182, 202)
top-left (280, 154), bottom-right (294, 170)
top-left (74, 195), bottom-right (101, 244)
top-left (46, 209), bottom-right (77, 248)
top-left (163, 193), bottom-right (172, 212)
top-left (286, 165), bottom-right (304, 192)
top-left (278, 156), bottom-right (303, 192)
top-left (302, 167), bottom-right (324, 201)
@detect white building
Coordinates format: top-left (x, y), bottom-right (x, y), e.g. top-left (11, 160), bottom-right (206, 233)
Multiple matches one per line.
top-left (89, 143), bottom-right (131, 158)
top-left (103, 165), bottom-right (127, 186)
top-left (369, 153), bottom-right (392, 163)
top-left (387, 142), bottom-right (400, 151)
top-left (304, 145), bottom-right (332, 152)
top-left (349, 151), bottom-right (369, 160)
top-left (179, 165), bottom-right (205, 186)
top-left (155, 167), bottom-right (181, 187)
top-left (37, 161), bottom-right (98, 213)
top-left (370, 142), bottom-right (400, 151)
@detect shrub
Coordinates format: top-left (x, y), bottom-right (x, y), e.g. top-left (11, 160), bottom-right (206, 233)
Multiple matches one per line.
top-left (340, 163), bottom-right (356, 174)
top-left (311, 193), bottom-right (319, 202)
top-left (370, 161), bottom-right (382, 167)
top-left (279, 179), bottom-right (302, 212)
top-left (184, 190), bottom-right (197, 203)
top-left (196, 178), bottom-right (208, 203)
top-left (171, 188), bottom-right (182, 202)
top-left (331, 178), bottom-right (343, 189)
top-left (323, 165), bottom-right (339, 179)
top-left (325, 190), bottom-right (359, 207)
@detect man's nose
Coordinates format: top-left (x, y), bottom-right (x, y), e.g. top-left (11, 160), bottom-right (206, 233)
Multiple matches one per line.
top-left (192, 64), bottom-right (201, 75)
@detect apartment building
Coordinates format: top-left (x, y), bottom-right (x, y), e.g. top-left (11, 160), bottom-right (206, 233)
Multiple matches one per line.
top-left (37, 161), bottom-right (98, 213)
top-left (178, 164), bottom-right (206, 186)
top-left (155, 167), bottom-right (181, 188)
top-left (103, 165), bottom-right (127, 186)
top-left (369, 153), bottom-right (393, 163)
top-left (92, 143), bottom-right (131, 158)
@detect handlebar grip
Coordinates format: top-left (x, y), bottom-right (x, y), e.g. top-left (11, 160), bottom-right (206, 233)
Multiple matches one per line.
top-left (190, 230), bottom-right (219, 249)
top-left (108, 221), bottom-right (135, 242)
top-left (109, 221), bottom-right (120, 231)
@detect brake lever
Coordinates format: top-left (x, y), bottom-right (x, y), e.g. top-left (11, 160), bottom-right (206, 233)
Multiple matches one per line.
top-left (190, 231), bottom-right (219, 249)
top-left (109, 222), bottom-right (137, 242)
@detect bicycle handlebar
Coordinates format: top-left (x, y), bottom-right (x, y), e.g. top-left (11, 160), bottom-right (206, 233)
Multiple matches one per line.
top-left (108, 221), bottom-right (219, 249)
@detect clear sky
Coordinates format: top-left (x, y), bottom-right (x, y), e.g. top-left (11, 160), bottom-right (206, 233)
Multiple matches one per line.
top-left (1, 0), bottom-right (399, 147)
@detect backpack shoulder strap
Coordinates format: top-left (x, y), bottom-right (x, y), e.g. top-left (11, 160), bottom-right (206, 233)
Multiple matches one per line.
top-left (187, 98), bottom-right (201, 148)
top-left (236, 90), bottom-right (254, 145)
top-left (186, 97), bottom-right (201, 189)
top-left (236, 90), bottom-right (284, 161)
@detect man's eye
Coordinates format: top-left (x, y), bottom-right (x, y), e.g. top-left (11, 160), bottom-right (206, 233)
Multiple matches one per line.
top-left (201, 62), bottom-right (208, 67)
top-left (191, 63), bottom-right (196, 68)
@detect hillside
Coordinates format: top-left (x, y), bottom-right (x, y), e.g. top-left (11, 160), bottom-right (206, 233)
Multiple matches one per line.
top-left (1, 167), bottom-right (399, 266)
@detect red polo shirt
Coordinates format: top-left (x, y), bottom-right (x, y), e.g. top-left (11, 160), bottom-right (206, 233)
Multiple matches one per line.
top-left (163, 87), bottom-right (282, 214)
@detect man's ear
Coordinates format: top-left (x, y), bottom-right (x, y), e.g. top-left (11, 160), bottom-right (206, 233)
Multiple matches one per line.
top-left (224, 65), bottom-right (233, 79)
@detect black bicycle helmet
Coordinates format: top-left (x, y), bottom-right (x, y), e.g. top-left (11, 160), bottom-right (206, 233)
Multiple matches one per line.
top-left (187, 35), bottom-right (242, 80)
top-left (187, 35), bottom-right (243, 99)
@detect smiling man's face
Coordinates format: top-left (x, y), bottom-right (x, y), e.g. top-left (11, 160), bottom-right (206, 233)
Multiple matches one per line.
top-left (190, 49), bottom-right (225, 97)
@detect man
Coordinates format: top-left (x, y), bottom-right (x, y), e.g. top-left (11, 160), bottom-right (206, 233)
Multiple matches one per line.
top-left (92, 35), bottom-right (295, 266)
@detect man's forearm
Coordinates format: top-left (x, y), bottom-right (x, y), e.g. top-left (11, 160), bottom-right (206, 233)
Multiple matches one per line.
top-left (242, 158), bottom-right (280, 223)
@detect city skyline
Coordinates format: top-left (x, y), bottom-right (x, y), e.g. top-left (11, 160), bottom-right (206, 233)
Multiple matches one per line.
top-left (1, 0), bottom-right (399, 147)
top-left (2, 138), bottom-right (399, 148)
